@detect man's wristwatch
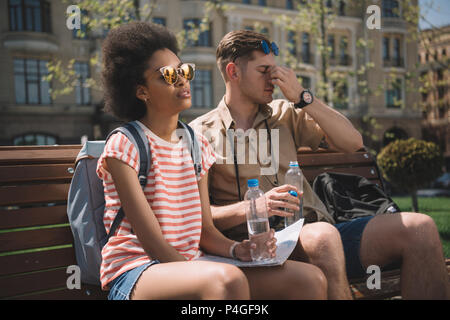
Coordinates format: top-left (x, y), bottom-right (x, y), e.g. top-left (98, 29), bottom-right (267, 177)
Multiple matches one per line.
top-left (294, 89), bottom-right (314, 109)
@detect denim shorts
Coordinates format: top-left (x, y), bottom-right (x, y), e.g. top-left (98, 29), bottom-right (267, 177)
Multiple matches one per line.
top-left (334, 216), bottom-right (374, 279)
top-left (107, 260), bottom-right (160, 300)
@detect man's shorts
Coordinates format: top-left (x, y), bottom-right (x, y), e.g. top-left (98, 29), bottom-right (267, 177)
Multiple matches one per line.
top-left (334, 216), bottom-right (374, 279)
top-left (334, 215), bottom-right (401, 279)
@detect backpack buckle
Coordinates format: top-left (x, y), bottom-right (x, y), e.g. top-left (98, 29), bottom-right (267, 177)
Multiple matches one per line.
top-left (138, 175), bottom-right (147, 186)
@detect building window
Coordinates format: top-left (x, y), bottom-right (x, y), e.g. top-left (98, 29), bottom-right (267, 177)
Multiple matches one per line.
top-left (286, 0), bottom-right (294, 10)
top-left (383, 127), bottom-right (408, 146)
top-left (191, 69), bottom-right (213, 108)
top-left (74, 62), bottom-right (91, 105)
top-left (385, 78), bottom-right (403, 108)
top-left (242, 0), bottom-right (251, 4)
top-left (183, 19), bottom-right (211, 47)
top-left (383, 37), bottom-right (390, 61)
top-left (332, 80), bottom-right (348, 109)
top-left (302, 32), bottom-right (311, 64)
top-left (14, 59), bottom-right (51, 105)
top-left (13, 133), bottom-right (57, 146)
top-left (382, 0), bottom-right (399, 18)
top-left (288, 31), bottom-right (297, 56)
top-left (338, 0), bottom-right (346, 16)
top-left (258, 0), bottom-right (267, 6)
top-left (299, 75), bottom-right (311, 89)
top-left (339, 36), bottom-right (349, 65)
top-left (73, 9), bottom-right (88, 39)
top-left (328, 35), bottom-right (335, 59)
top-left (8, 0), bottom-right (51, 33)
top-left (152, 17), bottom-right (166, 26)
top-left (393, 38), bottom-right (401, 66)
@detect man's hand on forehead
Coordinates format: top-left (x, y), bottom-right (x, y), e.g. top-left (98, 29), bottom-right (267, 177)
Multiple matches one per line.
top-left (269, 66), bottom-right (303, 104)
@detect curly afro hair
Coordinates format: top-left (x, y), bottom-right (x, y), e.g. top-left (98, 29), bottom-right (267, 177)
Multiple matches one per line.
top-left (101, 22), bottom-right (179, 121)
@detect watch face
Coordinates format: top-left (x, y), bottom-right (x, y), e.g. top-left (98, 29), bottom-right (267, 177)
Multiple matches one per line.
top-left (303, 91), bottom-right (313, 104)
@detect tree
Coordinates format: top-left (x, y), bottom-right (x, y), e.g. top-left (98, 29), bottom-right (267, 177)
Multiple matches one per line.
top-left (377, 138), bottom-right (443, 212)
top-left (44, 0), bottom-right (228, 101)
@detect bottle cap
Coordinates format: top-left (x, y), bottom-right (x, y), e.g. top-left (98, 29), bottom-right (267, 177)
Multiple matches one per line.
top-left (247, 179), bottom-right (259, 188)
top-left (288, 190), bottom-right (298, 197)
top-left (289, 161), bottom-right (299, 167)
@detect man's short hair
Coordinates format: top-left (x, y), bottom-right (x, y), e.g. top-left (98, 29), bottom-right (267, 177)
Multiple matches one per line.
top-left (216, 30), bottom-right (271, 79)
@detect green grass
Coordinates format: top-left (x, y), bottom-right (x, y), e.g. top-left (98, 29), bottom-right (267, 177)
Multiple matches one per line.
top-left (392, 196), bottom-right (450, 258)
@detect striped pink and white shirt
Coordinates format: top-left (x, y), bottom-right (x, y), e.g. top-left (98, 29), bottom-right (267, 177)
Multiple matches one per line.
top-left (96, 121), bottom-right (216, 289)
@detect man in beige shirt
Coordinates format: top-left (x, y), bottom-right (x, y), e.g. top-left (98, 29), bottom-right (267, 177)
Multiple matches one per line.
top-left (190, 30), bottom-right (449, 299)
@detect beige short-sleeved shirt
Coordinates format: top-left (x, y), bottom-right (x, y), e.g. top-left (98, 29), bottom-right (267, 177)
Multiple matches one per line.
top-left (190, 97), bottom-right (335, 241)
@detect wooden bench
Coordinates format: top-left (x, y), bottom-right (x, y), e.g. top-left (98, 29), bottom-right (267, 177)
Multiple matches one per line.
top-left (0, 145), bottom-right (448, 300)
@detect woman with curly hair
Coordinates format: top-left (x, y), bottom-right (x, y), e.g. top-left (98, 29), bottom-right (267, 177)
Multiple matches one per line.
top-left (98, 21), bottom-right (327, 300)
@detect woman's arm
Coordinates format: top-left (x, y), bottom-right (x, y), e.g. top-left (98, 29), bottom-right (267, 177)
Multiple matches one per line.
top-left (106, 157), bottom-right (186, 263)
top-left (198, 171), bottom-right (276, 261)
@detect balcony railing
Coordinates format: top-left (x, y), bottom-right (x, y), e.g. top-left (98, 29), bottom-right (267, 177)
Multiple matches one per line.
top-left (330, 54), bottom-right (352, 66)
top-left (383, 57), bottom-right (405, 68)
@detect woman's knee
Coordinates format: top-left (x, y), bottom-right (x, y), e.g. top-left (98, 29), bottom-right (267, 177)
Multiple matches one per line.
top-left (201, 263), bottom-right (249, 299)
top-left (283, 262), bottom-right (328, 300)
top-left (302, 265), bottom-right (328, 300)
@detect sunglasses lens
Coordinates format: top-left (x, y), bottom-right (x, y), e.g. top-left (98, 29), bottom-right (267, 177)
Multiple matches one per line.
top-left (180, 63), bottom-right (194, 81)
top-left (271, 42), bottom-right (279, 56)
top-left (261, 40), bottom-right (270, 54)
top-left (163, 66), bottom-right (177, 84)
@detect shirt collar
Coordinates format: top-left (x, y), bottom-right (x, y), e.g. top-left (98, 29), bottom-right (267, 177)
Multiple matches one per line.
top-left (218, 96), bottom-right (273, 130)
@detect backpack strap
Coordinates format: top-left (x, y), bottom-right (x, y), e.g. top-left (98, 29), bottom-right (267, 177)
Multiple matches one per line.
top-left (178, 120), bottom-right (202, 177)
top-left (105, 120), bottom-right (201, 241)
top-left (105, 121), bottom-right (150, 241)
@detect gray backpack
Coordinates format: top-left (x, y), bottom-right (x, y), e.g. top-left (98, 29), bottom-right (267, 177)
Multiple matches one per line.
top-left (67, 120), bottom-right (202, 286)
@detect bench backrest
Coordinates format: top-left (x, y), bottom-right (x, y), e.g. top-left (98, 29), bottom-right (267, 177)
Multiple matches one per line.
top-left (298, 147), bottom-right (384, 190)
top-left (0, 145), bottom-right (382, 300)
top-left (0, 145), bottom-right (106, 299)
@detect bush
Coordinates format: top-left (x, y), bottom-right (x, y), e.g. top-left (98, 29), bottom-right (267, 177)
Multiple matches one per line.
top-left (377, 138), bottom-right (443, 211)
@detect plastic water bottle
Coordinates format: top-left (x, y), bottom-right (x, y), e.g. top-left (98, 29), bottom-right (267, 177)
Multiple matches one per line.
top-left (284, 161), bottom-right (303, 227)
top-left (244, 179), bottom-right (271, 261)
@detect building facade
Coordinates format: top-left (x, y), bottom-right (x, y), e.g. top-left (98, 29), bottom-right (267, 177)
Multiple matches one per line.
top-left (418, 24), bottom-right (450, 166)
top-left (0, 0), bottom-right (421, 152)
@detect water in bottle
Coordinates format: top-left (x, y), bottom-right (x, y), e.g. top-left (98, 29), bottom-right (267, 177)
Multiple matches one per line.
top-left (284, 161), bottom-right (303, 228)
top-left (244, 179), bottom-right (272, 261)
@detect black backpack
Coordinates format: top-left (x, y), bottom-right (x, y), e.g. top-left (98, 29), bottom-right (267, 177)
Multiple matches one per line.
top-left (312, 172), bottom-right (400, 223)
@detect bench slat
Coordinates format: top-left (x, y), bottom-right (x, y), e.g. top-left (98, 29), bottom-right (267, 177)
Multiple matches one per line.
top-left (0, 145), bottom-right (81, 166)
top-left (0, 164), bottom-right (75, 185)
top-left (0, 247), bottom-right (76, 277)
top-left (0, 226), bottom-right (74, 253)
top-left (13, 284), bottom-right (107, 300)
top-left (298, 151), bottom-right (374, 167)
top-left (0, 205), bottom-right (69, 230)
top-left (302, 166), bottom-right (380, 183)
top-left (0, 267), bottom-right (74, 299)
top-left (0, 183), bottom-right (70, 206)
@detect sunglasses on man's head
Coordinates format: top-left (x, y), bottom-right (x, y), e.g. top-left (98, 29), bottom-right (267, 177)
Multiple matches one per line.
top-left (159, 63), bottom-right (196, 85)
top-left (261, 40), bottom-right (279, 56)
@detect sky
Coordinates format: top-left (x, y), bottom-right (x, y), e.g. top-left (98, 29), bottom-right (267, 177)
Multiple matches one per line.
top-left (419, 0), bottom-right (450, 29)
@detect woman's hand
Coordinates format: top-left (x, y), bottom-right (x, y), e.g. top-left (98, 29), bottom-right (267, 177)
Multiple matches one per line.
top-left (233, 229), bottom-right (277, 261)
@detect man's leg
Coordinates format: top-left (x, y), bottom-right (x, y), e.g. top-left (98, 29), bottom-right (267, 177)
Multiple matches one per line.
top-left (290, 222), bottom-right (352, 299)
top-left (359, 212), bottom-right (449, 299)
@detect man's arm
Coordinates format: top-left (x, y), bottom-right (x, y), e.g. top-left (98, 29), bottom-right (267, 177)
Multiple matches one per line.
top-left (270, 66), bottom-right (364, 153)
top-left (302, 97), bottom-right (364, 153)
top-left (210, 202), bottom-right (247, 231)
top-left (211, 185), bottom-right (298, 231)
